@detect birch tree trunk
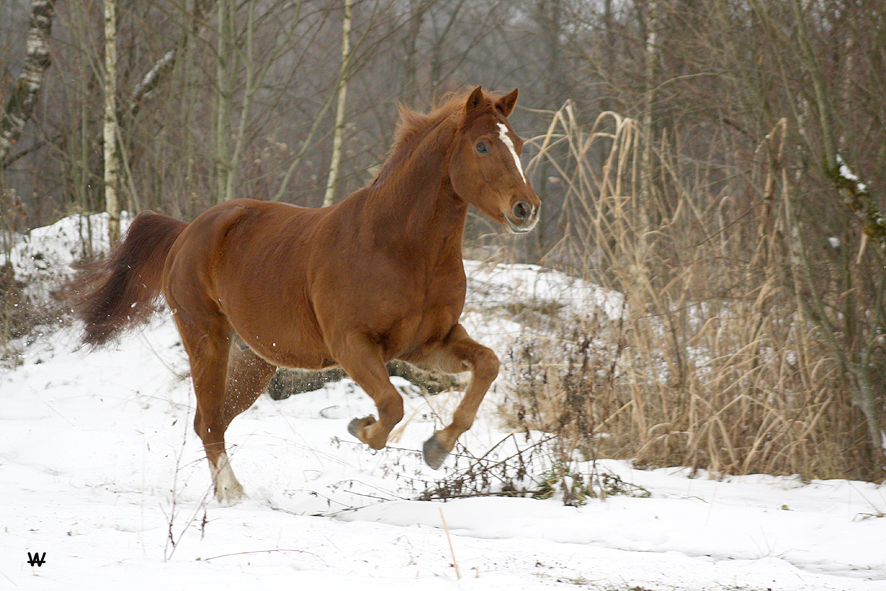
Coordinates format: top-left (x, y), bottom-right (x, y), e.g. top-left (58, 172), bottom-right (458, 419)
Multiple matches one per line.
top-left (103, 0), bottom-right (120, 243)
top-left (637, 0), bottom-right (656, 250)
top-left (215, 0), bottom-right (238, 203)
top-left (323, 0), bottom-right (353, 208)
top-left (0, 0), bottom-right (55, 170)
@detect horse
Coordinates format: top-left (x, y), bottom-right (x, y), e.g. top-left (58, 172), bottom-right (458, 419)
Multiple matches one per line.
top-left (73, 86), bottom-right (541, 505)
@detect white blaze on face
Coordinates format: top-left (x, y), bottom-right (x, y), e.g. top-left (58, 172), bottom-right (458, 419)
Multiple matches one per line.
top-left (497, 123), bottom-right (528, 184)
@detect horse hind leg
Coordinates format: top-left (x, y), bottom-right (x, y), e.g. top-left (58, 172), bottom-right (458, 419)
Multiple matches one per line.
top-left (206, 450), bottom-right (240, 504)
top-left (186, 337), bottom-right (239, 503)
top-left (181, 317), bottom-right (276, 504)
top-left (217, 342), bottom-right (277, 499)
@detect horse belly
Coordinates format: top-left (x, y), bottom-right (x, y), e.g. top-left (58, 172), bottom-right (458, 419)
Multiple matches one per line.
top-left (223, 298), bottom-right (331, 370)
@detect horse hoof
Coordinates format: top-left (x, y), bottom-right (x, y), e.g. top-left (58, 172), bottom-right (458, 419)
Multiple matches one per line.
top-left (216, 486), bottom-right (245, 506)
top-left (214, 478), bottom-right (245, 506)
top-left (422, 433), bottom-right (450, 470)
top-left (210, 452), bottom-right (245, 506)
top-left (348, 416), bottom-right (376, 440)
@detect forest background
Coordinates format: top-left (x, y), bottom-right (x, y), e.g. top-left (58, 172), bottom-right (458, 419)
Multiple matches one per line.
top-left (2, 0), bottom-right (886, 483)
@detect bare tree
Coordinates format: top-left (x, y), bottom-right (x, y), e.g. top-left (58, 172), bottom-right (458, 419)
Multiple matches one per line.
top-left (0, 0), bottom-right (55, 170)
top-left (214, 0), bottom-right (237, 203)
top-left (323, 0), bottom-right (353, 207)
top-left (103, 0), bottom-right (120, 242)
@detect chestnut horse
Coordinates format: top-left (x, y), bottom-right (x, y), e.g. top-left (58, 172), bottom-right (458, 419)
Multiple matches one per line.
top-left (74, 86), bottom-right (540, 504)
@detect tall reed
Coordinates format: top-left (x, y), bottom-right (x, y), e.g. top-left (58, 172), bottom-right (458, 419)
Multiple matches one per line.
top-left (493, 103), bottom-right (877, 481)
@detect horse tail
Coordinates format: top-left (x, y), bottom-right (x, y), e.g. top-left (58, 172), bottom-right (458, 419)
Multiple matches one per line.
top-left (73, 211), bottom-right (187, 348)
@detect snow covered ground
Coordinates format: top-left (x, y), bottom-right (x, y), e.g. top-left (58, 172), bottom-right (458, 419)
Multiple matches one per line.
top-left (1, 216), bottom-right (885, 590)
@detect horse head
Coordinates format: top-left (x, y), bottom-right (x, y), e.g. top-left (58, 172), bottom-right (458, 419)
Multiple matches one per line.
top-left (449, 86), bottom-right (541, 234)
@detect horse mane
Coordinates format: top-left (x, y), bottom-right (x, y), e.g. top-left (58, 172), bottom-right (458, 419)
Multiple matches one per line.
top-left (370, 88), bottom-right (499, 188)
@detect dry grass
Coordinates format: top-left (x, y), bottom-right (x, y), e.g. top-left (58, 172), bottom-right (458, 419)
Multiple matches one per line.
top-left (490, 103), bottom-right (882, 482)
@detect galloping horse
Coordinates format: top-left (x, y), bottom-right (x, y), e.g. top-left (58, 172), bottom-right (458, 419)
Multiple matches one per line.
top-left (74, 86), bottom-right (540, 504)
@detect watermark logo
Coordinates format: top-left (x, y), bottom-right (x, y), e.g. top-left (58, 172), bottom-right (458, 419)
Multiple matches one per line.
top-left (27, 552), bottom-right (46, 567)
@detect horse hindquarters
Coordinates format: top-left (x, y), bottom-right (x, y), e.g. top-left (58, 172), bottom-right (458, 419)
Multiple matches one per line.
top-left (74, 209), bottom-right (273, 503)
top-left (163, 214), bottom-right (279, 504)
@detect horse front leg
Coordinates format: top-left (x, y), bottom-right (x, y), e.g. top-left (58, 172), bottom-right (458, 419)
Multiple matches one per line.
top-left (336, 334), bottom-right (405, 451)
top-left (405, 324), bottom-right (500, 469)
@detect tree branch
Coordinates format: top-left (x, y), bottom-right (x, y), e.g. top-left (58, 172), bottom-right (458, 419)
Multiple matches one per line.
top-left (124, 0), bottom-right (217, 122)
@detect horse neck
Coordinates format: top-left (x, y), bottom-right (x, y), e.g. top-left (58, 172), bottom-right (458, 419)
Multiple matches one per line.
top-left (368, 117), bottom-right (467, 260)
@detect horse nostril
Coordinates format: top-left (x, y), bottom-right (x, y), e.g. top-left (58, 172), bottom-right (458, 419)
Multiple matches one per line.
top-left (513, 201), bottom-right (530, 221)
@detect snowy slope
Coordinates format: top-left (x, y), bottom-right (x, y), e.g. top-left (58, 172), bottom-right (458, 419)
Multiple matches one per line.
top-left (1, 215), bottom-right (884, 590)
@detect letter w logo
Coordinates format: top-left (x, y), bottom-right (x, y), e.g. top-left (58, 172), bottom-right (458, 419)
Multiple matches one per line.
top-left (27, 552), bottom-right (46, 567)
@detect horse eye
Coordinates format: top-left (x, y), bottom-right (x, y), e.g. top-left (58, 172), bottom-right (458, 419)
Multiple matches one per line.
top-left (476, 142), bottom-right (489, 154)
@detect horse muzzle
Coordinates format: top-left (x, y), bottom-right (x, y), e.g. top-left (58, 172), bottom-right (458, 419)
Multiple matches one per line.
top-left (504, 200), bottom-right (540, 234)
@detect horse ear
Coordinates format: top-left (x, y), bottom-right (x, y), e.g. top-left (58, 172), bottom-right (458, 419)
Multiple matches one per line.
top-left (496, 89), bottom-right (519, 117)
top-left (465, 86), bottom-right (485, 114)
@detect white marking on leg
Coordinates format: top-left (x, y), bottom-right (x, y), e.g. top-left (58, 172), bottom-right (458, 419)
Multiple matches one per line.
top-left (209, 452), bottom-right (244, 505)
top-left (497, 123), bottom-right (528, 184)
